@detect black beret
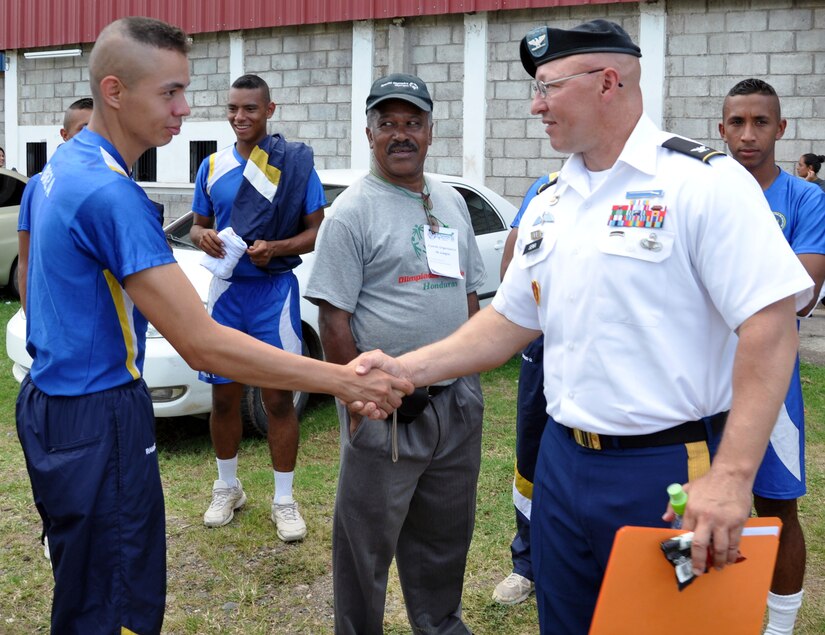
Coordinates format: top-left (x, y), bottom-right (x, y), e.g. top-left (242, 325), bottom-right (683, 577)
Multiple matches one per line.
top-left (520, 19), bottom-right (642, 77)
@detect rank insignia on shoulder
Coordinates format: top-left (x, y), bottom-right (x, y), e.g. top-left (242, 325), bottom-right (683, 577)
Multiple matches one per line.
top-left (535, 171), bottom-right (560, 195)
top-left (662, 136), bottom-right (725, 163)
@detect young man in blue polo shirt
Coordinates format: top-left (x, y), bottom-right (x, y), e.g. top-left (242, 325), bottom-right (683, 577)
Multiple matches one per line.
top-left (720, 78), bottom-right (825, 635)
top-left (17, 18), bottom-right (408, 634)
top-left (190, 74), bottom-right (325, 541)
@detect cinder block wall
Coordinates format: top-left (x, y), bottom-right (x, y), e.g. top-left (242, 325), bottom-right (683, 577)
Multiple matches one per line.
top-left (665, 0), bottom-right (825, 176)
top-left (247, 22), bottom-right (354, 170)
top-left (18, 53), bottom-right (90, 127)
top-left (7, 1), bottom-right (825, 213)
top-left (187, 33), bottom-right (231, 121)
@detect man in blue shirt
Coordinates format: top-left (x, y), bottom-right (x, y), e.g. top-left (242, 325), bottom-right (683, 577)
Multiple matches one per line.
top-left (720, 78), bottom-right (825, 635)
top-left (190, 74), bottom-right (325, 541)
top-left (17, 18), bottom-right (408, 634)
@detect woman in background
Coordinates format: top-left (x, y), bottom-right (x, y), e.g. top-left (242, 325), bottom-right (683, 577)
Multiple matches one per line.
top-left (796, 153), bottom-right (825, 191)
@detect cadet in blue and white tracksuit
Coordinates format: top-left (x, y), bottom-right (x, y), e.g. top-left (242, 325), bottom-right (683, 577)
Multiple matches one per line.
top-left (190, 105), bottom-right (326, 538)
top-left (18, 127), bottom-right (174, 634)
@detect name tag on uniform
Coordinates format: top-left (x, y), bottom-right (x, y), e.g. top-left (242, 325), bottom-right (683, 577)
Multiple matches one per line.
top-left (523, 237), bottom-right (543, 255)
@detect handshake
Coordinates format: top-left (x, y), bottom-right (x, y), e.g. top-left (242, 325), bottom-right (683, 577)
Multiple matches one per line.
top-left (340, 350), bottom-right (417, 422)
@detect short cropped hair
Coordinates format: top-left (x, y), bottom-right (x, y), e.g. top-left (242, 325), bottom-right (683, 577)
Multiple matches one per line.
top-left (120, 16), bottom-right (190, 55)
top-left (231, 74), bottom-right (271, 104)
top-left (726, 78), bottom-right (781, 119)
top-left (727, 78), bottom-right (777, 99)
top-left (63, 97), bottom-right (93, 130)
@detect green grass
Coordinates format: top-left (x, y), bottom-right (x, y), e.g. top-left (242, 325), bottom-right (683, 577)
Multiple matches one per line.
top-left (0, 293), bottom-right (823, 633)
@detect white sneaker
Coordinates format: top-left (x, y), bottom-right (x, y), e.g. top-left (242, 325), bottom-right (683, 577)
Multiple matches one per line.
top-left (203, 479), bottom-right (247, 528)
top-left (492, 572), bottom-right (534, 605)
top-left (271, 501), bottom-right (307, 542)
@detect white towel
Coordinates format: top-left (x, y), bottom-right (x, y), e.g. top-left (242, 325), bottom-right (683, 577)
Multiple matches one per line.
top-left (200, 227), bottom-right (248, 279)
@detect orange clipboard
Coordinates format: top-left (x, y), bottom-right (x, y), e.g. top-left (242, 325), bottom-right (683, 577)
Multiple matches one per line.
top-left (590, 517), bottom-right (781, 635)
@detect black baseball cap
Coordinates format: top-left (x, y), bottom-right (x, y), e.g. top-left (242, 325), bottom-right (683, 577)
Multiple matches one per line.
top-left (520, 19), bottom-right (642, 77)
top-left (365, 73), bottom-right (433, 113)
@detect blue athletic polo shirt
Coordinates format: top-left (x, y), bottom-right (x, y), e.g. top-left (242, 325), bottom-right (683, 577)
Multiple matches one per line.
top-left (754, 168), bottom-right (825, 496)
top-left (191, 144), bottom-right (325, 280)
top-left (766, 169), bottom-right (825, 255)
top-left (24, 128), bottom-right (176, 396)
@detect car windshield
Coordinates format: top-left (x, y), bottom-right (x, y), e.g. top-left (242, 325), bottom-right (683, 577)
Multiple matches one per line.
top-left (165, 215), bottom-right (197, 249)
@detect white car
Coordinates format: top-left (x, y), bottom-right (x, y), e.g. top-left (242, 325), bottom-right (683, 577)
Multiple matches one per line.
top-left (0, 167), bottom-right (30, 297)
top-left (6, 169), bottom-right (516, 433)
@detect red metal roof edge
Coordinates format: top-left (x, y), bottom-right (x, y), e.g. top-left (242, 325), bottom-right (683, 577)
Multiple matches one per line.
top-left (0, 0), bottom-right (636, 51)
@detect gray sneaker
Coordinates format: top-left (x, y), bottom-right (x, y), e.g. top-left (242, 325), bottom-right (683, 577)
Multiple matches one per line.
top-left (271, 501), bottom-right (307, 542)
top-left (203, 479), bottom-right (247, 528)
top-left (492, 572), bottom-right (534, 605)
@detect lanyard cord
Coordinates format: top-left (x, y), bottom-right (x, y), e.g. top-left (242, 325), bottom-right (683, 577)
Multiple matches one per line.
top-left (370, 171), bottom-right (441, 232)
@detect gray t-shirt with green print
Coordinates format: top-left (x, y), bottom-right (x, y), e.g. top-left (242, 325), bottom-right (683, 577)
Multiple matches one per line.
top-left (305, 173), bottom-right (486, 358)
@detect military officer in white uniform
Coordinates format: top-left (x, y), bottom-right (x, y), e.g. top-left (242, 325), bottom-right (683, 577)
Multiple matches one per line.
top-left (350, 19), bottom-right (813, 634)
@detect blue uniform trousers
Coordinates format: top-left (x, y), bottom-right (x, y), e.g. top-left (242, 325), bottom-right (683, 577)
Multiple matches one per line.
top-left (532, 416), bottom-right (723, 634)
top-left (16, 375), bottom-right (166, 635)
top-left (510, 335), bottom-right (546, 581)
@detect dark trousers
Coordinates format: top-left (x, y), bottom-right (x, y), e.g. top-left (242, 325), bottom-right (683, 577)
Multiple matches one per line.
top-left (532, 417), bottom-right (722, 635)
top-left (17, 376), bottom-right (166, 635)
top-left (509, 335), bottom-right (546, 580)
top-left (511, 507), bottom-right (533, 580)
top-left (333, 375), bottom-right (484, 635)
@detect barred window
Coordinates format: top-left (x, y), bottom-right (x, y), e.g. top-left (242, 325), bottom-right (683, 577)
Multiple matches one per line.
top-left (190, 141), bottom-right (217, 182)
top-left (26, 141), bottom-right (47, 176)
top-left (133, 148), bottom-right (157, 182)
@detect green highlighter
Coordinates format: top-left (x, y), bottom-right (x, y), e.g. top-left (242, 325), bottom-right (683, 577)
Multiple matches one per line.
top-left (667, 483), bottom-right (688, 529)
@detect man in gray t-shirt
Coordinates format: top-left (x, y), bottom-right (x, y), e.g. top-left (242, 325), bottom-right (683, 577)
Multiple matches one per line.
top-left (305, 73), bottom-right (485, 635)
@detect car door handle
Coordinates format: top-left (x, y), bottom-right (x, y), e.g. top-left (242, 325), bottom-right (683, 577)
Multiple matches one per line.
top-left (493, 240), bottom-right (505, 251)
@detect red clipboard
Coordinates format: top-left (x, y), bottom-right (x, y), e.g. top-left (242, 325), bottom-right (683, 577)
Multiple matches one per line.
top-left (589, 517), bottom-right (782, 635)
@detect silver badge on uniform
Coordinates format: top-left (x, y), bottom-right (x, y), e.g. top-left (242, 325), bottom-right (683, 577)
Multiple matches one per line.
top-left (640, 232), bottom-right (662, 252)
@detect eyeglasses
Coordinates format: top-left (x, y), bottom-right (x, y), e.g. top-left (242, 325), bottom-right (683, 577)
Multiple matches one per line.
top-left (530, 68), bottom-right (607, 98)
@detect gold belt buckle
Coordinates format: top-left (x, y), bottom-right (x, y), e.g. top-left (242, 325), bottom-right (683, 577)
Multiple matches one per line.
top-left (572, 428), bottom-right (602, 451)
